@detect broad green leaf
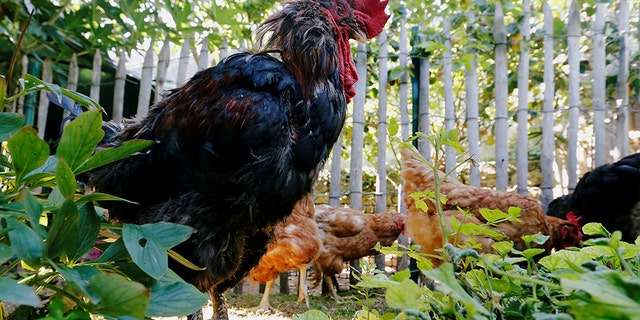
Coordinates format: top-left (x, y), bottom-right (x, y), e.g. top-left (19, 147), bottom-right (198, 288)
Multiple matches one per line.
top-left (0, 243), bottom-right (13, 264)
top-left (44, 199), bottom-right (80, 259)
top-left (55, 158), bottom-right (76, 199)
top-left (22, 189), bottom-right (46, 238)
top-left (519, 248), bottom-right (546, 260)
top-left (423, 263), bottom-right (490, 316)
top-left (5, 217), bottom-right (43, 267)
top-left (0, 277), bottom-right (41, 307)
top-left (439, 130), bottom-right (465, 154)
top-left (445, 244), bottom-right (480, 263)
top-left (75, 139), bottom-right (154, 174)
top-left (88, 273), bottom-right (149, 319)
top-left (95, 238), bottom-right (129, 263)
top-left (582, 222), bottom-right (611, 237)
top-left (0, 112), bottom-right (25, 141)
top-left (385, 278), bottom-right (423, 310)
top-left (356, 273), bottom-right (395, 289)
top-left (146, 281), bottom-right (208, 317)
top-left (56, 265), bottom-right (101, 303)
top-left (492, 241), bottom-right (513, 257)
top-left (293, 310), bottom-right (331, 320)
top-left (57, 110), bottom-right (104, 171)
top-left (388, 118), bottom-right (399, 136)
top-left (139, 222), bottom-right (193, 249)
top-left (123, 224), bottom-right (169, 279)
top-left (71, 203), bottom-right (102, 262)
top-left (478, 208), bottom-right (509, 223)
top-left (561, 270), bottom-right (640, 319)
top-left (522, 233), bottom-right (549, 246)
top-left (459, 222), bottom-right (506, 240)
top-left (7, 127), bottom-right (50, 185)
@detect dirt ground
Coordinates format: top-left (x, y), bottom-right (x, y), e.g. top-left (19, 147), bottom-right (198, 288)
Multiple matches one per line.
top-left (160, 268), bottom-right (360, 320)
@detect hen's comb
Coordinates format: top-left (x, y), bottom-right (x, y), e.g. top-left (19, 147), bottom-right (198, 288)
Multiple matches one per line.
top-left (349, 0), bottom-right (390, 39)
top-left (566, 212), bottom-right (582, 226)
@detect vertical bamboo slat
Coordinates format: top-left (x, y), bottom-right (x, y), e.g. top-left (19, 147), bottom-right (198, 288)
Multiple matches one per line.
top-left (36, 58), bottom-right (52, 138)
top-left (466, 10), bottom-right (480, 187)
top-left (112, 49), bottom-right (126, 123)
top-left (136, 43), bottom-right (154, 118)
top-left (155, 38), bottom-right (171, 102)
top-left (515, 0), bottom-right (531, 195)
top-left (417, 55), bottom-right (431, 160)
top-left (615, 0), bottom-right (630, 157)
top-left (399, 20), bottom-right (410, 141)
top-left (67, 54), bottom-right (78, 92)
top-left (176, 35), bottom-right (191, 86)
top-left (348, 43), bottom-right (367, 284)
top-left (443, 18), bottom-right (456, 174)
top-left (540, 2), bottom-right (555, 208)
top-left (90, 49), bottom-right (101, 102)
top-left (375, 32), bottom-right (390, 272)
top-left (198, 38), bottom-right (209, 71)
top-left (376, 31), bottom-right (389, 214)
top-left (567, 0), bottom-right (580, 191)
top-left (592, 2), bottom-right (607, 167)
top-left (329, 139), bottom-right (342, 207)
top-left (494, 3), bottom-right (509, 190)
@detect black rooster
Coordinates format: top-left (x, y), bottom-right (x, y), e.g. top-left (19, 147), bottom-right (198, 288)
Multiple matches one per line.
top-left (547, 153), bottom-right (640, 242)
top-left (85, 0), bottom-right (389, 319)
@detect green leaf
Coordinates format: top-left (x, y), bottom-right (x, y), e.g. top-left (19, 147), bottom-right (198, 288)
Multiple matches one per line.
top-left (439, 130), bottom-right (465, 154)
top-left (0, 243), bottom-right (14, 264)
top-left (492, 241), bottom-right (513, 257)
top-left (22, 189), bottom-right (47, 238)
top-left (445, 244), bottom-right (480, 263)
top-left (95, 238), bottom-right (129, 263)
top-left (478, 208), bottom-right (509, 223)
top-left (4, 217), bottom-right (43, 267)
top-left (71, 203), bottom-right (102, 262)
top-left (0, 112), bottom-right (25, 141)
top-left (55, 158), bottom-right (76, 199)
top-left (76, 192), bottom-right (139, 205)
top-left (388, 118), bottom-right (399, 136)
top-left (293, 310), bottom-right (331, 320)
top-left (522, 233), bottom-right (549, 247)
top-left (87, 273), bottom-right (149, 319)
top-left (519, 248), bottom-right (546, 260)
top-left (57, 110), bottom-right (104, 171)
top-left (561, 270), bottom-right (640, 319)
top-left (122, 224), bottom-right (170, 279)
top-left (385, 278), bottom-right (423, 310)
top-left (44, 199), bottom-right (80, 259)
top-left (423, 263), bottom-right (490, 316)
top-left (146, 281), bottom-right (208, 317)
top-left (75, 139), bottom-right (154, 174)
top-left (138, 222), bottom-right (193, 250)
top-left (0, 277), bottom-right (41, 307)
top-left (56, 265), bottom-right (101, 303)
top-left (7, 127), bottom-right (50, 185)
top-left (582, 222), bottom-right (611, 237)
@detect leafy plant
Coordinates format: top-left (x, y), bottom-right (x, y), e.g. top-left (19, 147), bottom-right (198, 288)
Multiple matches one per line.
top-left (0, 75), bottom-right (208, 319)
top-left (302, 130), bottom-right (640, 319)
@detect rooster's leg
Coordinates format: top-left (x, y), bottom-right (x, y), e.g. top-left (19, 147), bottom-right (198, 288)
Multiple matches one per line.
top-left (211, 291), bottom-right (228, 320)
top-left (249, 279), bottom-right (275, 313)
top-left (324, 274), bottom-right (343, 301)
top-left (296, 266), bottom-right (310, 307)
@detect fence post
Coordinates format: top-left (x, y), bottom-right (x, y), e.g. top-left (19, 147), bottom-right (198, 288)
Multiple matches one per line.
top-left (494, 3), bottom-right (509, 190)
top-left (90, 49), bottom-right (101, 103)
top-left (375, 31), bottom-right (389, 272)
top-left (176, 35), bottom-right (191, 86)
top-left (443, 18), bottom-right (456, 174)
top-left (113, 49), bottom-right (126, 123)
top-left (615, 0), bottom-right (630, 157)
top-left (567, 0), bottom-right (580, 192)
top-left (592, 1), bottom-right (607, 167)
top-left (155, 38), bottom-right (171, 103)
top-left (540, 2), bottom-right (555, 208)
top-left (36, 58), bottom-right (52, 139)
top-left (136, 43), bottom-right (154, 118)
top-left (348, 43), bottom-right (367, 284)
top-left (516, 0), bottom-right (531, 195)
top-left (465, 10), bottom-right (480, 187)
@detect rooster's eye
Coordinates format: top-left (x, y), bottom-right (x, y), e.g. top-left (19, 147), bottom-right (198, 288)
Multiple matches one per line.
top-left (336, 5), bottom-right (344, 16)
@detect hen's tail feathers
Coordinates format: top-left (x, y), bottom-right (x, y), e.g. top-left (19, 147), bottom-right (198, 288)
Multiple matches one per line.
top-left (310, 259), bottom-right (323, 289)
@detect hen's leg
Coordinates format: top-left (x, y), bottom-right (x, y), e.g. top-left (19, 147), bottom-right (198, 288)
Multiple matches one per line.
top-left (250, 279), bottom-right (275, 313)
top-left (296, 266), bottom-right (310, 307)
top-left (324, 274), bottom-right (342, 301)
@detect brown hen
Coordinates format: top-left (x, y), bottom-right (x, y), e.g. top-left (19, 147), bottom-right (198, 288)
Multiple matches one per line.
top-left (312, 205), bottom-right (405, 299)
top-left (248, 194), bottom-right (321, 312)
top-left (400, 147), bottom-right (581, 263)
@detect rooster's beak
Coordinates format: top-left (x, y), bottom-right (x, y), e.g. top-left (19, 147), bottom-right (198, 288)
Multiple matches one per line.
top-left (349, 27), bottom-right (367, 43)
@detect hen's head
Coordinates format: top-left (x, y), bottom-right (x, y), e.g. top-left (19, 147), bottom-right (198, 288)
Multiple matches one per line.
top-left (559, 212), bottom-right (583, 249)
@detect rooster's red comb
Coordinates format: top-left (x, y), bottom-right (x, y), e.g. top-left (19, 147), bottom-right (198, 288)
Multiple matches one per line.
top-left (566, 212), bottom-right (582, 226)
top-left (349, 0), bottom-right (390, 39)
